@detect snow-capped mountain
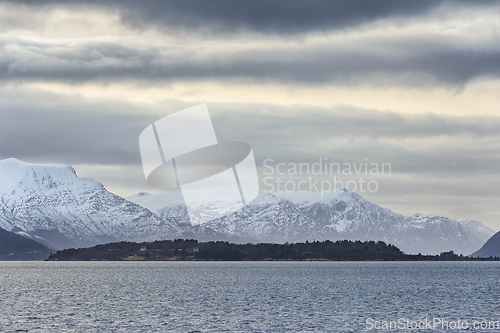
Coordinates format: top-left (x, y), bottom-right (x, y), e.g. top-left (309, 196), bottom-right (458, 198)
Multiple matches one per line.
top-left (458, 219), bottom-right (495, 243)
top-left (0, 158), bottom-right (494, 255)
top-left (128, 191), bottom-right (324, 243)
top-left (128, 189), bottom-right (495, 255)
top-left (0, 158), bottom-right (181, 249)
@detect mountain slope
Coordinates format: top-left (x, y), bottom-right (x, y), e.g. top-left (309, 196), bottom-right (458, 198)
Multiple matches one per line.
top-left (471, 231), bottom-right (500, 258)
top-left (0, 226), bottom-right (49, 254)
top-left (458, 219), bottom-right (495, 243)
top-left (128, 189), bottom-right (493, 255)
top-left (0, 158), bottom-right (181, 249)
top-left (0, 158), bottom-right (493, 255)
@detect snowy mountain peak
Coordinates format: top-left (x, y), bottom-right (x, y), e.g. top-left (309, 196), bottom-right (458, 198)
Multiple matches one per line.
top-left (0, 158), bottom-right (181, 250)
top-left (459, 219), bottom-right (496, 242)
top-left (274, 190), bottom-right (342, 205)
top-left (0, 158), bottom-right (80, 190)
top-left (0, 158), bottom-right (75, 173)
top-left (0, 158), bottom-right (495, 255)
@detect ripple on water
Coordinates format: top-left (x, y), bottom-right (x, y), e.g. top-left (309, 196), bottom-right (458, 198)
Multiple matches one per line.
top-left (0, 261), bottom-right (499, 332)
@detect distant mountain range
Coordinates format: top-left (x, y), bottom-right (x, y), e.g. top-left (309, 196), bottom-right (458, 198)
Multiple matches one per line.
top-left (0, 158), bottom-right (495, 255)
top-left (128, 190), bottom-right (494, 255)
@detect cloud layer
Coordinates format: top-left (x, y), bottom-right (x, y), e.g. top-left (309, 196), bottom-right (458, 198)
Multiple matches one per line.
top-left (2, 34), bottom-right (499, 88)
top-left (9, 0), bottom-right (497, 35)
top-left (2, 88), bottom-right (499, 177)
top-left (2, 0), bottom-right (500, 89)
top-left (1, 0), bottom-right (500, 227)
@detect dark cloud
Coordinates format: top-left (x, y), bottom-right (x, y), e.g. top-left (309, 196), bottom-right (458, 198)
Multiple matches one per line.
top-left (9, 0), bottom-right (498, 35)
top-left (2, 36), bottom-right (499, 87)
top-left (2, 1), bottom-right (499, 88)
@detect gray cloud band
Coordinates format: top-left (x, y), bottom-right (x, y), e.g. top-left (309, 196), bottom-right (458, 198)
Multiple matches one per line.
top-left (6, 0), bottom-right (495, 35)
top-left (2, 37), bottom-right (499, 88)
top-left (139, 104), bottom-right (259, 224)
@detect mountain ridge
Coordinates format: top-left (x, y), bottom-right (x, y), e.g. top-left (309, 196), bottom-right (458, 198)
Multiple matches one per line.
top-left (0, 158), bottom-right (494, 255)
top-left (128, 189), bottom-right (495, 255)
top-left (0, 158), bottom-right (182, 250)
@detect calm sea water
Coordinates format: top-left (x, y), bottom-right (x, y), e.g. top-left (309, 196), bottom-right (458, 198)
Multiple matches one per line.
top-left (0, 262), bottom-right (499, 332)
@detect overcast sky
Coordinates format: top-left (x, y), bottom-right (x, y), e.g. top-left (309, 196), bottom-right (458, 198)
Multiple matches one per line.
top-left (1, 0), bottom-right (500, 229)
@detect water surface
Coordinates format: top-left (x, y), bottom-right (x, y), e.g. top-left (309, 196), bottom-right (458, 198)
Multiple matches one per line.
top-left (1, 262), bottom-right (499, 332)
